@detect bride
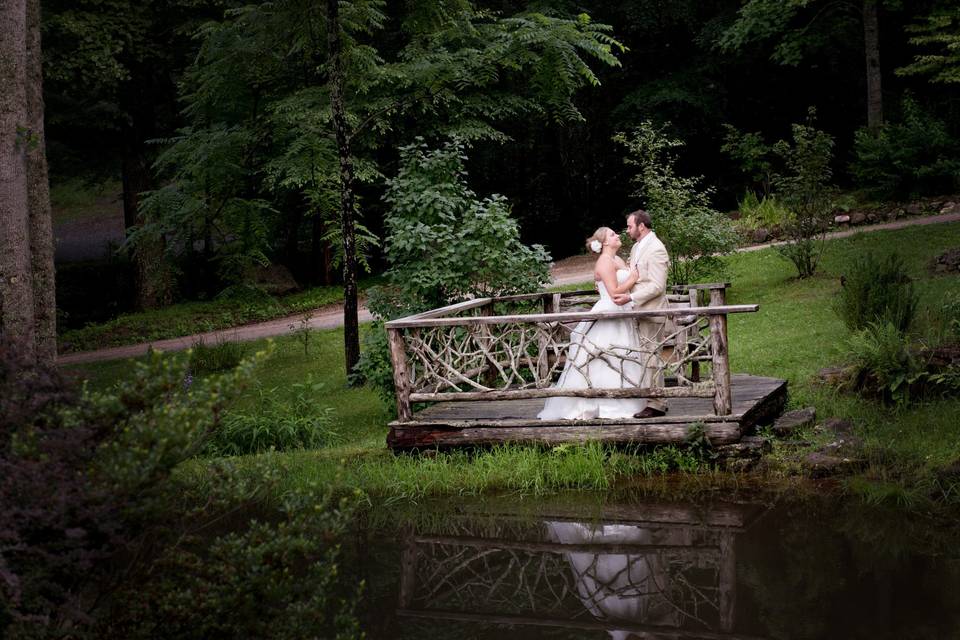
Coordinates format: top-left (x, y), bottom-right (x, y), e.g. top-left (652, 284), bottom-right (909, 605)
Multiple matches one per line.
top-left (538, 227), bottom-right (648, 420)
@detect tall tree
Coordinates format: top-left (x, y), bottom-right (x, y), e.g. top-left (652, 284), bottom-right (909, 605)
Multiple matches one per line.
top-left (0, 0), bottom-right (55, 364)
top-left (718, 0), bottom-right (901, 131)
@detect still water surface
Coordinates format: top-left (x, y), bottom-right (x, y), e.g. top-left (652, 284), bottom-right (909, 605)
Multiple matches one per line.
top-left (346, 494), bottom-right (960, 639)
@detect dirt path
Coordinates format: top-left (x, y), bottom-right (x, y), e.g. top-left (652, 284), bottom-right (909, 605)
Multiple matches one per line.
top-left (59, 212), bottom-right (960, 366)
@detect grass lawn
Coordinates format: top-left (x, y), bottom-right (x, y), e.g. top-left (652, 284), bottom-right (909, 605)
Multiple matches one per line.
top-left (65, 221), bottom-right (960, 506)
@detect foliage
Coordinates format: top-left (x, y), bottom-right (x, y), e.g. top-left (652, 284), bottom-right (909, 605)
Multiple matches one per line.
top-left (834, 252), bottom-right (919, 334)
top-left (207, 379), bottom-right (338, 456)
top-left (188, 336), bottom-right (247, 375)
top-left (721, 125), bottom-right (776, 196)
top-left (0, 343), bottom-right (269, 636)
top-left (771, 109), bottom-right (836, 278)
top-left (850, 96), bottom-right (960, 198)
top-left (843, 321), bottom-right (925, 406)
top-left (615, 121), bottom-right (737, 285)
top-left (358, 138), bottom-right (551, 402)
top-left (898, 6), bottom-right (960, 84)
top-left (736, 191), bottom-right (794, 231)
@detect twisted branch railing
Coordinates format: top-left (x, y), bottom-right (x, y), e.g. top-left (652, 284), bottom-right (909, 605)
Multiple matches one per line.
top-left (385, 284), bottom-right (757, 422)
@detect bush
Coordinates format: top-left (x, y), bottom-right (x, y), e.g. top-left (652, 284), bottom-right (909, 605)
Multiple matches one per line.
top-left (850, 96), bottom-right (960, 199)
top-left (207, 380), bottom-right (337, 456)
top-left (615, 122), bottom-right (737, 285)
top-left (834, 252), bottom-right (919, 334)
top-left (737, 191), bottom-right (793, 231)
top-left (189, 336), bottom-right (248, 375)
top-left (843, 321), bottom-right (924, 405)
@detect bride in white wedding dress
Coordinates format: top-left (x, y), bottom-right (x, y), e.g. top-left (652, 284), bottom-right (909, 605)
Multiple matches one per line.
top-left (538, 227), bottom-right (648, 420)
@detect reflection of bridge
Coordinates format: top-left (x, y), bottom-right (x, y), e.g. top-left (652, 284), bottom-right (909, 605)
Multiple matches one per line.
top-left (397, 502), bottom-right (768, 640)
top-left (385, 284), bottom-right (787, 450)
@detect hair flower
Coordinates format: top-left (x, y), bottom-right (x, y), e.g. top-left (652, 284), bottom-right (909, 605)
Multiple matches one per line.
top-left (590, 239), bottom-right (602, 253)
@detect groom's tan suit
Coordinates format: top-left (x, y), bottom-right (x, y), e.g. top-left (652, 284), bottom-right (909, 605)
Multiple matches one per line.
top-left (628, 231), bottom-right (670, 412)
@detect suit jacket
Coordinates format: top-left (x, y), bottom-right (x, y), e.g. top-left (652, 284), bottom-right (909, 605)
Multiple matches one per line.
top-left (628, 231), bottom-right (670, 316)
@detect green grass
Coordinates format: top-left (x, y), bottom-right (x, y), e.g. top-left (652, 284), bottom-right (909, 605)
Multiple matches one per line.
top-left (65, 222), bottom-right (960, 505)
top-left (59, 279), bottom-right (381, 353)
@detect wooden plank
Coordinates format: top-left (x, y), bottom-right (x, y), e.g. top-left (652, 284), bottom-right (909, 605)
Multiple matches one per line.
top-left (400, 297), bottom-right (493, 321)
top-left (414, 534), bottom-right (721, 557)
top-left (387, 328), bottom-right (413, 422)
top-left (385, 304), bottom-right (759, 329)
top-left (388, 421), bottom-right (742, 449)
top-left (396, 608), bottom-right (770, 640)
top-left (391, 413), bottom-right (740, 429)
top-left (409, 383), bottom-right (716, 403)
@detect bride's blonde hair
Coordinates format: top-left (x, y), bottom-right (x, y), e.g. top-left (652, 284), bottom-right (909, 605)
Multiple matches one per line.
top-left (585, 227), bottom-right (612, 254)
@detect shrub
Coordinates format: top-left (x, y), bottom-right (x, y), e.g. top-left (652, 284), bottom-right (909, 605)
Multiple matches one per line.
top-left (189, 336), bottom-right (247, 375)
top-left (850, 96), bottom-right (960, 199)
top-left (834, 252), bottom-right (919, 334)
top-left (737, 191), bottom-right (793, 231)
top-left (615, 121), bottom-right (737, 285)
top-left (207, 379), bottom-right (337, 456)
top-left (843, 321), bottom-right (924, 405)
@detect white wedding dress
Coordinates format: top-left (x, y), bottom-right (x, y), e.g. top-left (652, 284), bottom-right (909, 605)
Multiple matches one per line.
top-left (538, 269), bottom-right (647, 420)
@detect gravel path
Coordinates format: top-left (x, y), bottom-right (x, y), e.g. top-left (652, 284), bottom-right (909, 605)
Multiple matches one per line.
top-left (59, 212), bottom-right (960, 366)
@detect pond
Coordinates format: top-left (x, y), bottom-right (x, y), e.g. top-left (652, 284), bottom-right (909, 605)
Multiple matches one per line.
top-left (343, 493), bottom-right (960, 640)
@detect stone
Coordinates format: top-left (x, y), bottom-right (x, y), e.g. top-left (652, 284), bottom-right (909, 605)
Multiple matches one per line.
top-left (834, 214), bottom-right (851, 224)
top-left (940, 202), bottom-right (960, 215)
top-left (816, 366), bottom-right (848, 387)
top-left (802, 452), bottom-right (866, 478)
top-left (865, 213), bottom-right (879, 224)
top-left (820, 417), bottom-right (854, 436)
top-left (772, 407), bottom-right (816, 437)
top-left (751, 228), bottom-right (770, 244)
top-left (930, 247), bottom-right (960, 275)
top-left (905, 203), bottom-right (924, 216)
top-left (849, 212), bottom-right (867, 225)
top-left (716, 436), bottom-right (772, 459)
top-left (245, 263), bottom-right (300, 296)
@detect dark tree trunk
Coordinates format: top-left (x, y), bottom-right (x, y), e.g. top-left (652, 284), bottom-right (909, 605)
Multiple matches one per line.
top-left (863, 0), bottom-right (883, 131)
top-left (0, 0), bottom-right (37, 358)
top-left (25, 0), bottom-right (56, 364)
top-left (327, 0), bottom-right (361, 380)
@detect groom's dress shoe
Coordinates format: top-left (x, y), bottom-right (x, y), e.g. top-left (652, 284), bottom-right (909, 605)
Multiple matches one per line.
top-left (633, 406), bottom-right (667, 419)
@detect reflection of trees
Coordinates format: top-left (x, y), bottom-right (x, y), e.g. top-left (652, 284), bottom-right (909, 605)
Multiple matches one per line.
top-left (397, 504), bottom-right (759, 639)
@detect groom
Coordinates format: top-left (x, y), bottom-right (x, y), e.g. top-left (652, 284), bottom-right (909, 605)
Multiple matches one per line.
top-left (612, 209), bottom-right (670, 419)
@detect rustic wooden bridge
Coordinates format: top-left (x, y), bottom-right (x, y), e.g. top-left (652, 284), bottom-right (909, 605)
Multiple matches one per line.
top-left (384, 284), bottom-right (787, 451)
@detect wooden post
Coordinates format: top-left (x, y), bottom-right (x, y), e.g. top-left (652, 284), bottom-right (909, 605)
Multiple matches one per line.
top-left (387, 327), bottom-right (413, 422)
top-left (709, 288), bottom-right (732, 416)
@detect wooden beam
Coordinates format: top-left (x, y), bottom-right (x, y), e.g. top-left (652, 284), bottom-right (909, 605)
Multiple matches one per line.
top-left (409, 384), bottom-right (716, 403)
top-left (388, 421), bottom-right (742, 449)
top-left (415, 534), bottom-right (721, 556)
top-left (386, 304), bottom-right (759, 329)
top-left (709, 288), bottom-right (732, 416)
top-left (387, 328), bottom-right (413, 422)
top-left (402, 297), bottom-right (493, 321)
top-left (391, 413), bottom-right (740, 429)
top-left (396, 608), bottom-right (770, 640)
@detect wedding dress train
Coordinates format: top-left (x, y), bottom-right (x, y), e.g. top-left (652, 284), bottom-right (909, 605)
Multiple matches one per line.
top-left (538, 269), bottom-right (647, 420)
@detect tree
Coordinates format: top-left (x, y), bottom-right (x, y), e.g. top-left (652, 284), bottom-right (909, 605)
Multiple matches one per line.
top-left (897, 2), bottom-right (960, 84)
top-left (0, 0), bottom-right (55, 365)
top-left (615, 121), bottom-right (736, 285)
top-left (718, 0), bottom-right (900, 132)
top-left (146, 0), bottom-right (623, 379)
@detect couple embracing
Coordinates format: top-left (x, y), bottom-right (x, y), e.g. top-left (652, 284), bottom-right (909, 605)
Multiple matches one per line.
top-left (538, 210), bottom-right (671, 422)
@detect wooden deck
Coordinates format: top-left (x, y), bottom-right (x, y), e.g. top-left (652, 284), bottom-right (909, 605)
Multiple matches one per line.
top-left (388, 373), bottom-right (787, 450)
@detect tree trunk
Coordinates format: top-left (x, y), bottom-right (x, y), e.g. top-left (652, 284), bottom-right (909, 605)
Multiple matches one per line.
top-left (25, 0), bottom-right (56, 364)
top-left (327, 0), bottom-right (361, 380)
top-left (0, 0), bottom-right (37, 358)
top-left (863, 0), bottom-right (883, 131)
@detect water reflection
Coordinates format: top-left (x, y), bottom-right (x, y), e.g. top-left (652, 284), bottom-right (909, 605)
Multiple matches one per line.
top-left (396, 502), bottom-right (765, 639)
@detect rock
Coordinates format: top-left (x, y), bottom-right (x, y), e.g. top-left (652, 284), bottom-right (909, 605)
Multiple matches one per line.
top-left (865, 213), bottom-right (879, 224)
top-left (802, 452), bottom-right (866, 478)
top-left (245, 263), bottom-right (300, 295)
top-left (816, 366), bottom-right (848, 387)
top-left (716, 436), bottom-right (772, 459)
top-left (905, 203), bottom-right (924, 216)
top-left (772, 407), bottom-right (816, 437)
top-left (849, 212), bottom-right (867, 225)
top-left (751, 228), bottom-right (770, 244)
top-left (930, 247), bottom-right (960, 274)
top-left (834, 214), bottom-right (851, 224)
top-left (940, 201), bottom-right (960, 215)
top-left (820, 417), bottom-right (853, 436)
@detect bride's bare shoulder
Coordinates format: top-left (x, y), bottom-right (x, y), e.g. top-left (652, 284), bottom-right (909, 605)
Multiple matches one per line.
top-left (594, 254), bottom-right (616, 277)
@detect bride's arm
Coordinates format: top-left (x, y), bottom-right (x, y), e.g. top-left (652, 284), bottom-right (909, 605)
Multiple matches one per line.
top-left (597, 258), bottom-right (638, 296)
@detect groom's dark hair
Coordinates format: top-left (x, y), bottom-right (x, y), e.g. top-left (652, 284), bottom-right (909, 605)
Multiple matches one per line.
top-left (627, 209), bottom-right (653, 229)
